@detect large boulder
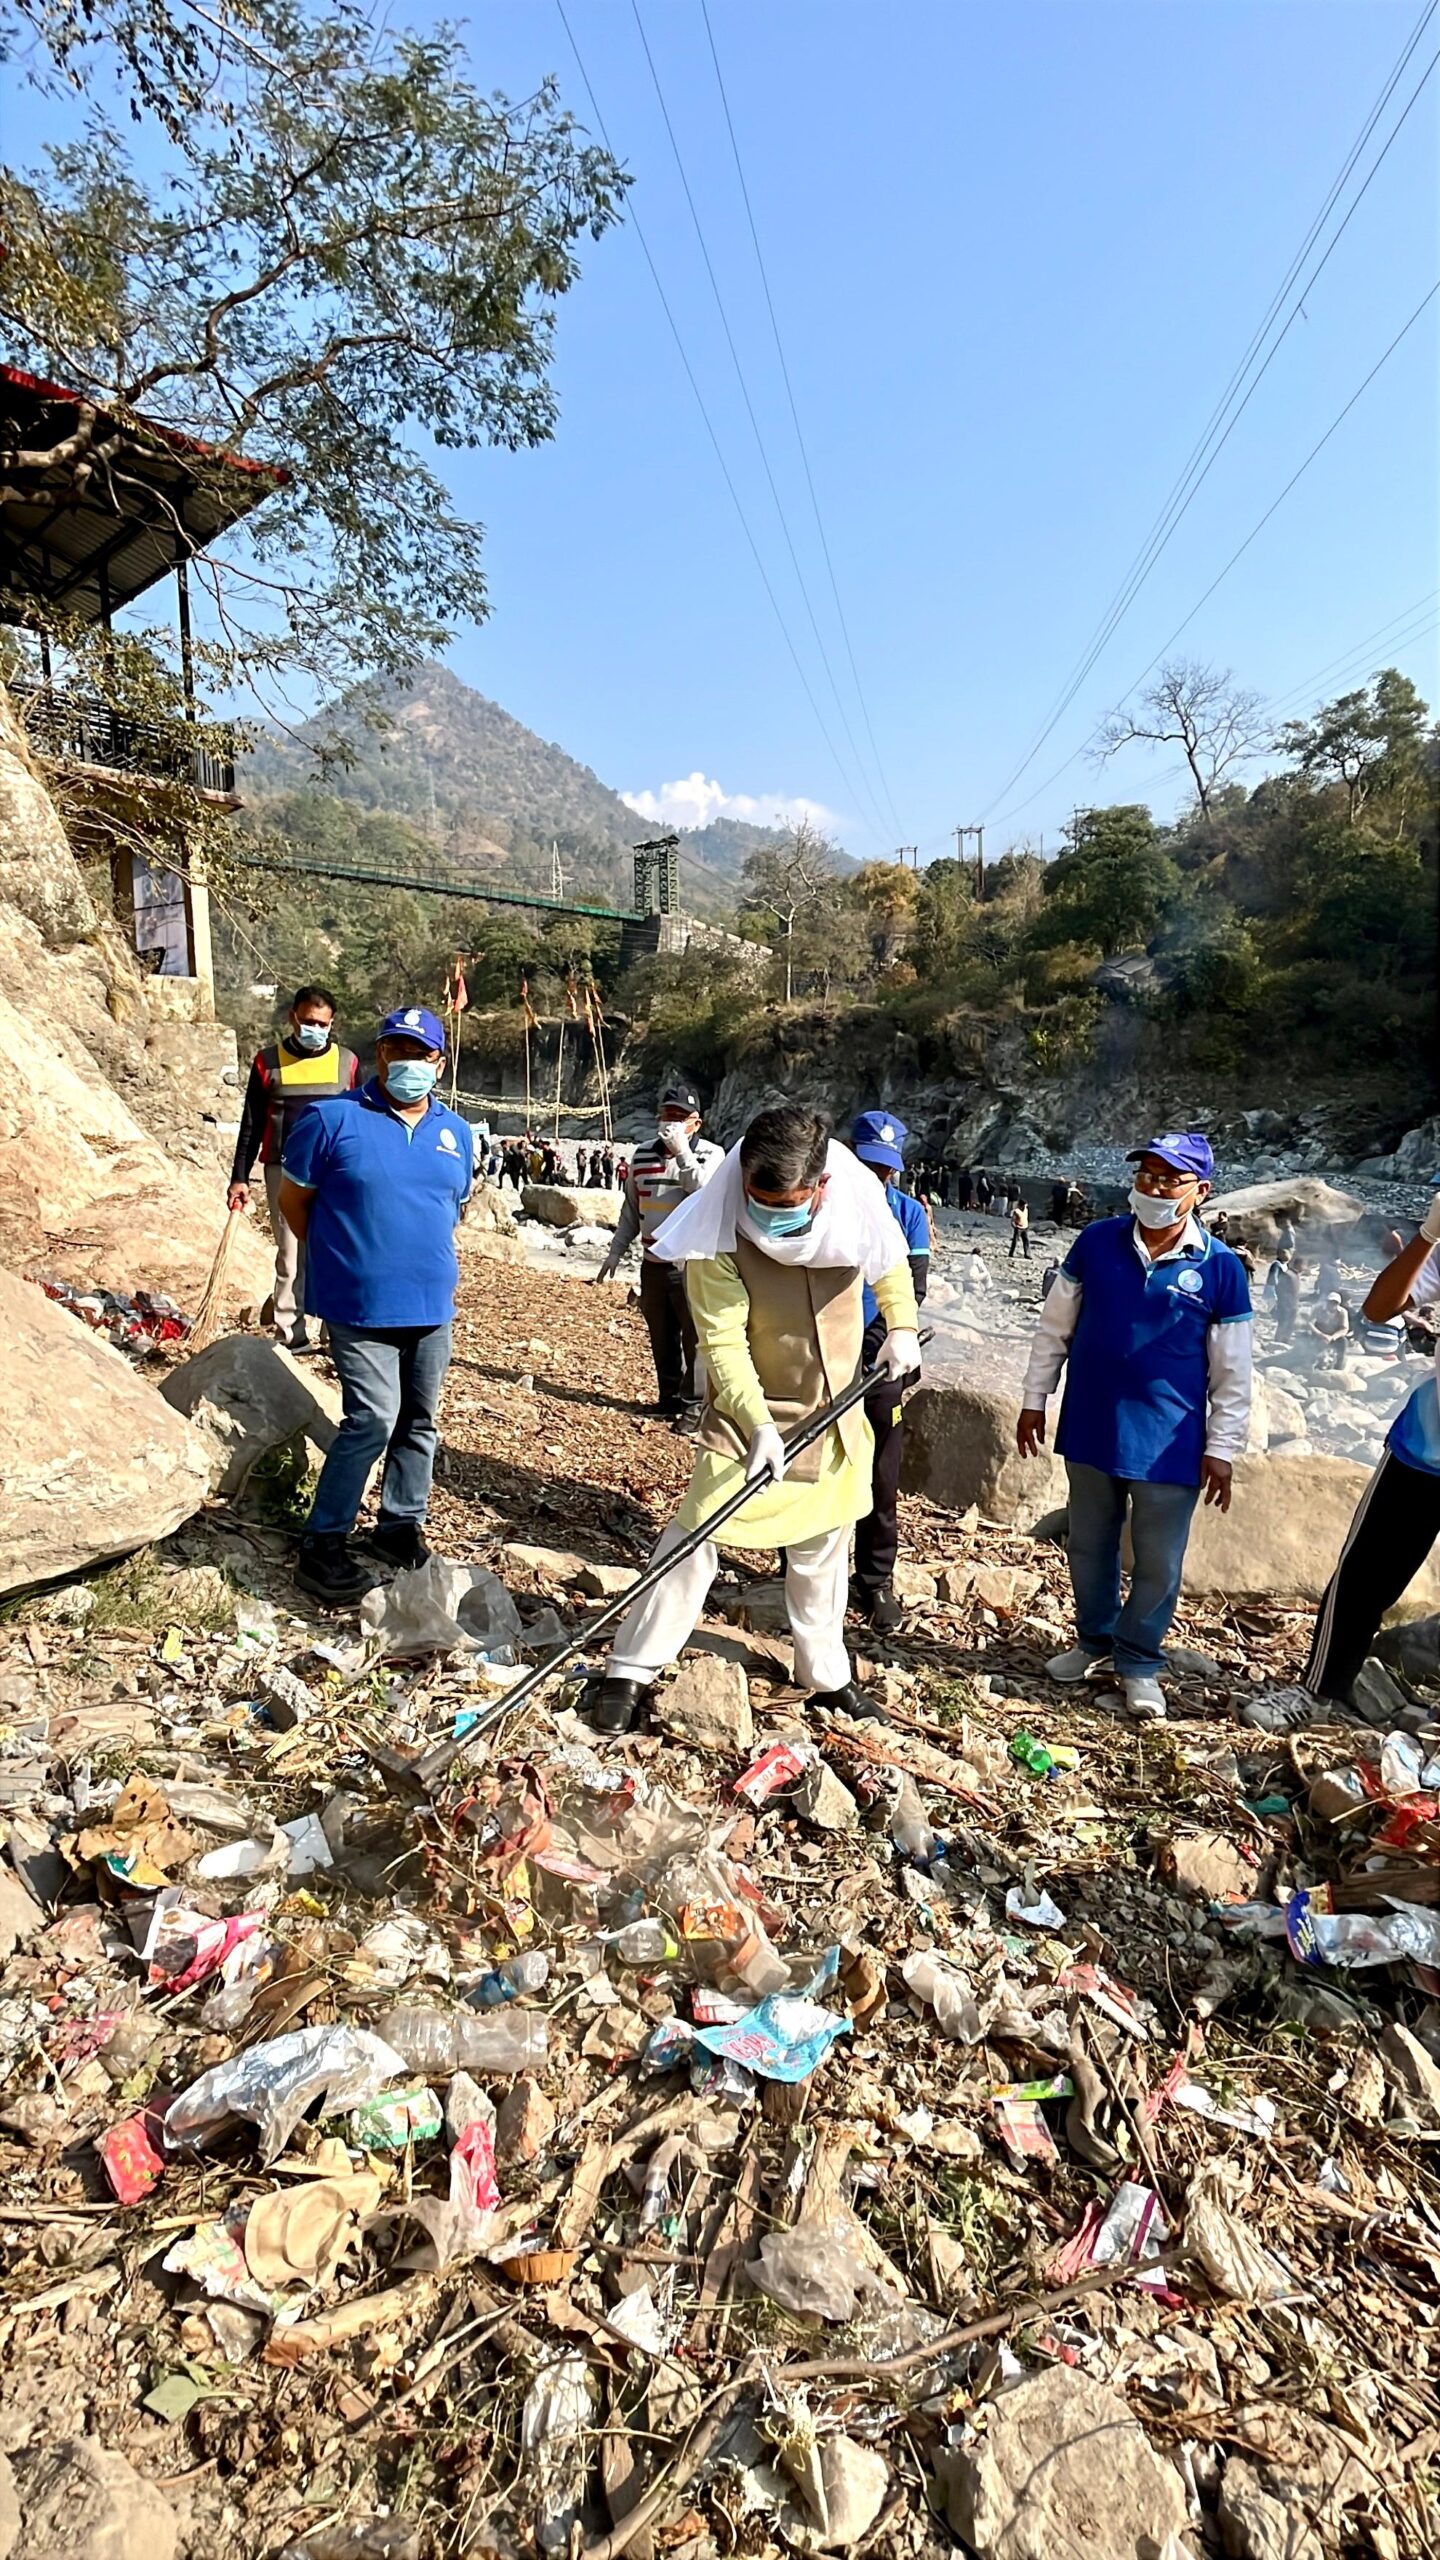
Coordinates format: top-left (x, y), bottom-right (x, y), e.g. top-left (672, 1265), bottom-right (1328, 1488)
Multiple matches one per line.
top-left (0, 1271), bottom-right (213, 1594)
top-left (1205, 1176), bottom-right (1369, 1252)
top-left (901, 1380), bottom-right (1069, 1526)
top-left (937, 2368), bottom-right (1188, 2560)
top-left (456, 1184), bottom-right (527, 1264)
top-left (521, 1184), bottom-right (622, 1231)
top-left (160, 1334), bottom-right (342, 1495)
top-left (1167, 1452), bottom-right (1440, 1606)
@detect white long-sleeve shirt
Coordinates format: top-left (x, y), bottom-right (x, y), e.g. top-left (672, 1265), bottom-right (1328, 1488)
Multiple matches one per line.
top-left (1021, 1213), bottom-right (1253, 1462)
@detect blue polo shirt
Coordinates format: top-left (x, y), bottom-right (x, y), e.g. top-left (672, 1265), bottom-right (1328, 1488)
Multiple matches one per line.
top-left (1055, 1215), bottom-right (1251, 1485)
top-left (282, 1080), bottom-right (474, 1329)
top-left (863, 1182), bottom-right (931, 1325)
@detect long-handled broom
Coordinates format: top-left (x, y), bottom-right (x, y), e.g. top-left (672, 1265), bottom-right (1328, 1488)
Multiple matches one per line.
top-left (188, 1204), bottom-right (243, 1355)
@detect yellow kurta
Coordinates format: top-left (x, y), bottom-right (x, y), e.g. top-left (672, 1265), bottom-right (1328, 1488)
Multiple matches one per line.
top-left (674, 1252), bottom-right (920, 1550)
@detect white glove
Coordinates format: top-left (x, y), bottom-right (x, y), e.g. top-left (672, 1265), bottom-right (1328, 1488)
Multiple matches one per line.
top-left (874, 1327), bottom-right (922, 1382)
top-left (1421, 1189), bottom-right (1440, 1245)
top-left (745, 1424), bottom-right (787, 1485)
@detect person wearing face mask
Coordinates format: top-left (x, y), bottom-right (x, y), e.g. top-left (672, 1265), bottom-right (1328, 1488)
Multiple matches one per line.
top-left (596, 1080), bottom-right (725, 1422)
top-left (228, 984), bottom-right (359, 1352)
top-left (276, 1006), bottom-right (473, 1604)
top-left (1016, 1130), bottom-right (1252, 1721)
top-left (583, 1106), bottom-right (921, 1737)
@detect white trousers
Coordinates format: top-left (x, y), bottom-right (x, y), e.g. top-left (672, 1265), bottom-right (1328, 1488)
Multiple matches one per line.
top-left (608, 1518), bottom-right (852, 1696)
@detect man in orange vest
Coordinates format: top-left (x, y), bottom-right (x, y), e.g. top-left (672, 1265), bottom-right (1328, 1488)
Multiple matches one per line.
top-left (229, 984), bottom-right (359, 1350)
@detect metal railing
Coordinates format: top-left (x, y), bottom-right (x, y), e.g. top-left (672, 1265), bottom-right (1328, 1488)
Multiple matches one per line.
top-left (7, 676), bottom-right (235, 796)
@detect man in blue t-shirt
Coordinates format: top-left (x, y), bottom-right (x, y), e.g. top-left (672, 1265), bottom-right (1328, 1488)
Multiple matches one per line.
top-left (1016, 1131), bottom-right (1252, 1720)
top-left (849, 1111), bottom-right (930, 1631)
top-left (277, 1005), bottom-right (474, 1605)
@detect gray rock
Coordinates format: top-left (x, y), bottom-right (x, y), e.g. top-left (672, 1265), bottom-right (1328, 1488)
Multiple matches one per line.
top-left (657, 1654), bottom-right (754, 1753)
top-left (795, 1760), bottom-right (859, 1832)
top-left (0, 1864), bottom-right (43, 1959)
top-left (940, 2368), bottom-right (1188, 2560)
top-left (0, 1274), bottom-right (214, 1597)
top-left (160, 1333), bottom-right (341, 1496)
top-left (521, 1184), bottom-right (621, 1231)
top-left (16, 2437), bottom-right (178, 2560)
top-left (1205, 1175), bottom-right (1368, 1251)
top-left (1218, 2457), bottom-right (1321, 2560)
top-left (902, 1379), bottom-right (1069, 1528)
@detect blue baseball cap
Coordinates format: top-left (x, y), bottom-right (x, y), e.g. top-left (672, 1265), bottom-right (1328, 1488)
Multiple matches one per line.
top-left (1127, 1131), bottom-right (1215, 1182)
top-left (852, 1109), bottom-right (908, 1171)
top-left (378, 1005), bottom-right (446, 1051)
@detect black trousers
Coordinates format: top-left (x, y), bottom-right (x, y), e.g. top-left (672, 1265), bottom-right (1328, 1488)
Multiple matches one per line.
top-left (853, 1374), bottom-right (906, 1600)
top-left (1306, 1447), bottom-right (1440, 1700)
top-left (1009, 1227), bottom-right (1030, 1258)
top-left (639, 1257), bottom-right (697, 1411)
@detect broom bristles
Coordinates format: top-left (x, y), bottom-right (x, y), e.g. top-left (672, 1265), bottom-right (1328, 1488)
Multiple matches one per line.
top-left (189, 1206), bottom-right (241, 1353)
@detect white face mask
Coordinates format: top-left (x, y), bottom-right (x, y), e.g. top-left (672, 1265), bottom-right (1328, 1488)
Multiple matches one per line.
top-left (1130, 1184), bottom-right (1194, 1230)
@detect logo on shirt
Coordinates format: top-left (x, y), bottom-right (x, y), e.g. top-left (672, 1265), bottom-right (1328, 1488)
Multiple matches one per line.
top-left (1176, 1269), bottom-right (1203, 1294)
top-left (437, 1127), bottom-right (459, 1154)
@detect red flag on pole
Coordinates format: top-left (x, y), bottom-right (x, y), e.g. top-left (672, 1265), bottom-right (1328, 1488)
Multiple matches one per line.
top-left (451, 958), bottom-right (469, 1013)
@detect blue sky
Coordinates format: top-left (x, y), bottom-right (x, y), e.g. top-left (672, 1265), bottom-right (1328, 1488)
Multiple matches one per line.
top-left (23, 0), bottom-right (1440, 862)
top-left (436, 0), bottom-right (1439, 860)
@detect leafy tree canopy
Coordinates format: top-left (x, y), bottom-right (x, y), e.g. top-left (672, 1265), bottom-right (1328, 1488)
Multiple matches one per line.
top-left (0, 0), bottom-right (626, 714)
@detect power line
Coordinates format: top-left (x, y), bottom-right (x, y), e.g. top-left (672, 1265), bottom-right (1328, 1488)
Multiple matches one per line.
top-left (979, 5), bottom-right (1439, 819)
top-left (980, 279), bottom-right (1440, 836)
top-left (554, 0), bottom-right (879, 838)
top-left (626, 0), bottom-right (890, 841)
top-left (697, 0), bottom-right (906, 842)
top-left (1261, 591), bottom-right (1440, 718)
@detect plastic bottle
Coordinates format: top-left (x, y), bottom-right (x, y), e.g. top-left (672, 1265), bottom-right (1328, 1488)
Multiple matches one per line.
top-left (377, 2003), bottom-right (549, 2076)
top-left (1010, 1730), bottom-right (1058, 1779)
top-left (465, 1951), bottom-right (551, 2007)
top-left (889, 1774), bottom-right (937, 1863)
top-left (604, 1919), bottom-right (681, 1966)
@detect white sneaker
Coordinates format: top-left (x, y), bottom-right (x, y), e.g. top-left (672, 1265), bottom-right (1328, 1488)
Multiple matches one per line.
top-left (1122, 1675), bottom-right (1167, 1721)
top-left (1047, 1647), bottom-right (1112, 1684)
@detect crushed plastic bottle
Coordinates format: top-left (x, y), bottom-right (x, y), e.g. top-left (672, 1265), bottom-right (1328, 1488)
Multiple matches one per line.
top-left (603, 1918), bottom-right (682, 1966)
top-left (465, 1951), bottom-right (551, 2007)
top-left (377, 2004), bottom-right (549, 2077)
top-left (1010, 1730), bottom-right (1080, 1779)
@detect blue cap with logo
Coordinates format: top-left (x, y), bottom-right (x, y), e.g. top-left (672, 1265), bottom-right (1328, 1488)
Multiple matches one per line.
top-left (852, 1109), bottom-right (908, 1171)
top-left (1126, 1131), bottom-right (1214, 1183)
top-left (378, 1005), bottom-right (446, 1051)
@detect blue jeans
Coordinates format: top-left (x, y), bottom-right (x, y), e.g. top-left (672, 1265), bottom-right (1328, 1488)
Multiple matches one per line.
top-left (1064, 1460), bottom-right (1200, 1678)
top-left (306, 1322), bottom-right (452, 1539)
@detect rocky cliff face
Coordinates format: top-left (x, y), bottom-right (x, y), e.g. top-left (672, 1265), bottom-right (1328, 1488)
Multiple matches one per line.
top-left (0, 685), bottom-right (271, 1306)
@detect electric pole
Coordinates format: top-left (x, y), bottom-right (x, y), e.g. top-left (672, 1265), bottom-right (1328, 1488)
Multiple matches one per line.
top-left (955, 824), bottom-right (985, 897)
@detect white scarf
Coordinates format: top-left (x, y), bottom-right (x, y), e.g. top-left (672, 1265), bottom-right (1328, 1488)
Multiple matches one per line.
top-left (647, 1138), bottom-right (908, 1284)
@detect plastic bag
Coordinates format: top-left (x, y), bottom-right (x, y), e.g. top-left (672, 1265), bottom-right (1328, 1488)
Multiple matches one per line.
top-left (750, 2221), bottom-right (885, 2322)
top-left (360, 1556), bottom-right (526, 1657)
top-left (691, 1988), bottom-right (849, 2084)
top-left (165, 2026), bottom-right (408, 2164)
top-left (1286, 1890), bottom-right (1440, 1970)
top-left (522, 2354), bottom-right (597, 2553)
top-left (901, 1949), bottom-right (983, 2042)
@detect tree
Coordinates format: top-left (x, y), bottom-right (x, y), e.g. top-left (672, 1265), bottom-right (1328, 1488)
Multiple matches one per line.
top-left (1277, 668), bottom-right (1430, 826)
top-left (738, 821), bottom-right (842, 1002)
top-left (1030, 805), bottom-right (1177, 957)
top-left (0, 0), bottom-right (626, 719)
top-left (1098, 660), bottom-right (1265, 814)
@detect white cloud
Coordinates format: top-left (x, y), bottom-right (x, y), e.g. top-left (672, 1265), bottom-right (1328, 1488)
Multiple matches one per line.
top-left (621, 772), bottom-right (841, 835)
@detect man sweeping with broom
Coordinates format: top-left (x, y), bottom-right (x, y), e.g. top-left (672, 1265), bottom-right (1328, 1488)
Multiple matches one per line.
top-left (584, 1106), bottom-right (922, 1737)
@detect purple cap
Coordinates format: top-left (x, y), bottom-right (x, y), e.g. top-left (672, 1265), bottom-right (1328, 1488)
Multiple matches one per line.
top-left (1126, 1131), bottom-right (1214, 1182)
top-left (378, 1005), bottom-right (446, 1050)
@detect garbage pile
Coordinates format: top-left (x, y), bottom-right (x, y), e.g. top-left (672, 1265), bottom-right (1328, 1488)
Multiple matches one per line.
top-left (0, 1528), bottom-right (1437, 2560)
top-left (39, 1273), bottom-right (191, 1350)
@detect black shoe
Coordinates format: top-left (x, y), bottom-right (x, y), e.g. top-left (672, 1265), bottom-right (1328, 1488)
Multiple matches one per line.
top-left (296, 1535), bottom-right (379, 1605)
top-left (673, 1402), bottom-right (703, 1437)
top-left (861, 1584), bottom-right (905, 1635)
top-left (584, 1676), bottom-right (648, 1736)
top-left (806, 1680), bottom-right (887, 1725)
top-left (369, 1520), bottom-right (432, 1570)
